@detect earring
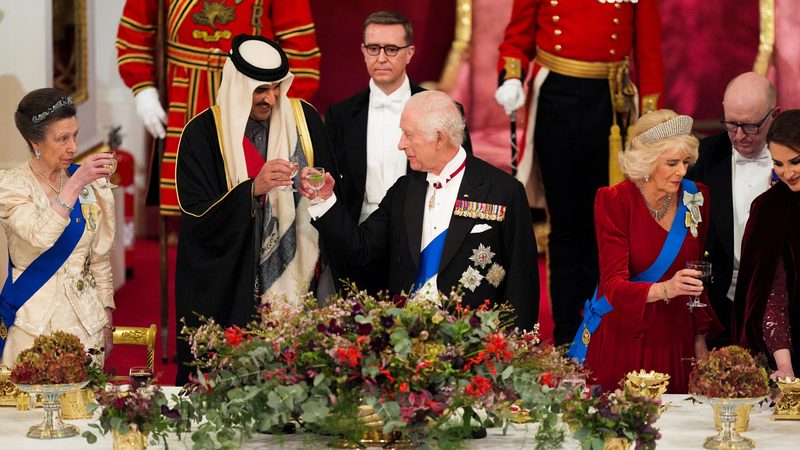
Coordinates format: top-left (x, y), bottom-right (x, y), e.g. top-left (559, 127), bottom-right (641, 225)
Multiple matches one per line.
top-left (34, 150), bottom-right (41, 160)
top-left (644, 175), bottom-right (650, 182)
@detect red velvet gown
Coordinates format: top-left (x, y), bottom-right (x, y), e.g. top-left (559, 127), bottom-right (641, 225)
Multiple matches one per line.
top-left (584, 180), bottom-right (722, 393)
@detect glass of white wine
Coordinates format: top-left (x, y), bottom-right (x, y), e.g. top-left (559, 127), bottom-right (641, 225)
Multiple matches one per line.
top-left (281, 154), bottom-right (300, 191)
top-left (307, 167), bottom-right (326, 204)
top-left (104, 150), bottom-right (118, 188)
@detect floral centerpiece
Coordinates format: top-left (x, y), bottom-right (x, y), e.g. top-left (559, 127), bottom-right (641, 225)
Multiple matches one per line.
top-left (688, 346), bottom-right (769, 448)
top-left (9, 331), bottom-right (92, 439)
top-left (562, 387), bottom-right (662, 450)
top-left (83, 382), bottom-right (180, 448)
top-left (688, 346), bottom-right (769, 399)
top-left (175, 289), bottom-right (582, 449)
top-left (10, 331), bottom-right (89, 384)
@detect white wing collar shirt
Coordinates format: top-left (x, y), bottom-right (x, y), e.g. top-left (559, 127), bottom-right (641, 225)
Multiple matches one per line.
top-left (362, 76), bottom-right (412, 223)
top-left (416, 147), bottom-right (468, 296)
top-left (727, 145), bottom-right (773, 300)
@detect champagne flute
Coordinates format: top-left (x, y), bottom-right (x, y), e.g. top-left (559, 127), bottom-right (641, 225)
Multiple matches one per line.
top-left (281, 154), bottom-right (300, 191)
top-left (129, 366), bottom-right (153, 386)
top-left (104, 150), bottom-right (118, 189)
top-left (685, 261), bottom-right (711, 310)
top-left (307, 167), bottom-right (326, 204)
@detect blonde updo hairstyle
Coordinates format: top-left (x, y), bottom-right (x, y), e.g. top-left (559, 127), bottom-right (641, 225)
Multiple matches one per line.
top-left (619, 109), bottom-right (699, 183)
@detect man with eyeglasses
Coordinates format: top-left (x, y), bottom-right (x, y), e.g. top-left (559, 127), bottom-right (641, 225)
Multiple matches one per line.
top-left (688, 72), bottom-right (779, 347)
top-left (324, 10), bottom-right (471, 294)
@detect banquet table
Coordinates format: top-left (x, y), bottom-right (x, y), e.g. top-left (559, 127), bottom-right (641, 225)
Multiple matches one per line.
top-left (1, 392), bottom-right (797, 449)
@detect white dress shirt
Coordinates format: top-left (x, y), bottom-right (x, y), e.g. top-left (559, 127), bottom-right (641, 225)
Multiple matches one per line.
top-left (727, 145), bottom-right (773, 300)
top-left (416, 148), bottom-right (467, 296)
top-left (361, 76), bottom-right (412, 223)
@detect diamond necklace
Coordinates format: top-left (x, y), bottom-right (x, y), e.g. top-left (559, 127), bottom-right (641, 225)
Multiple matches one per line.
top-left (29, 160), bottom-right (64, 194)
top-left (639, 187), bottom-right (672, 221)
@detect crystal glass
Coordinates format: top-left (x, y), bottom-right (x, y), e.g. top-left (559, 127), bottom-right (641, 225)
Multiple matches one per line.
top-left (686, 261), bottom-right (711, 310)
top-left (104, 150), bottom-right (118, 188)
top-left (14, 381), bottom-right (89, 439)
top-left (307, 167), bottom-right (326, 204)
top-left (281, 154), bottom-right (300, 192)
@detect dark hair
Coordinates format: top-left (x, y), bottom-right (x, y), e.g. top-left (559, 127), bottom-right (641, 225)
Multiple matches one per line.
top-left (363, 10), bottom-right (413, 45)
top-left (15, 88), bottom-right (77, 153)
top-left (766, 109), bottom-right (800, 153)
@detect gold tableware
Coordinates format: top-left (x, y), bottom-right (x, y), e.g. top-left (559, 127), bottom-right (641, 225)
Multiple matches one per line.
top-left (623, 370), bottom-right (670, 400)
top-left (774, 377), bottom-right (800, 420)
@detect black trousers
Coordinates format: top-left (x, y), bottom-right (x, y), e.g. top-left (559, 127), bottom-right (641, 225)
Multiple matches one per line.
top-left (534, 73), bottom-right (611, 345)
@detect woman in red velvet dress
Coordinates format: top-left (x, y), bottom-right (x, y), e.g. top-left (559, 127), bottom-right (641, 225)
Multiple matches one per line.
top-left (583, 110), bottom-right (722, 393)
top-left (733, 110), bottom-right (800, 380)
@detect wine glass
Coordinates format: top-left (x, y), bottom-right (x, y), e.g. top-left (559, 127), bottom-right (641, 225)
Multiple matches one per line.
top-left (129, 366), bottom-right (153, 386)
top-left (281, 154), bottom-right (300, 191)
top-left (685, 261), bottom-right (711, 310)
top-left (104, 150), bottom-right (118, 188)
top-left (307, 167), bottom-right (326, 204)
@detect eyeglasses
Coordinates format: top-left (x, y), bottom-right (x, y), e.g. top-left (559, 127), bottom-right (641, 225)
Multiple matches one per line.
top-left (363, 44), bottom-right (411, 57)
top-left (720, 108), bottom-right (774, 135)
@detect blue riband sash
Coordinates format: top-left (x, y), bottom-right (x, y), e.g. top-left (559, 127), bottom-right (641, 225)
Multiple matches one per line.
top-left (0, 164), bottom-right (85, 354)
top-left (566, 179), bottom-right (699, 363)
top-left (413, 230), bottom-right (448, 292)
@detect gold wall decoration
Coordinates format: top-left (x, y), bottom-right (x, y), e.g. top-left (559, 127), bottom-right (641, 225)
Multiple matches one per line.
top-left (52, 0), bottom-right (88, 104)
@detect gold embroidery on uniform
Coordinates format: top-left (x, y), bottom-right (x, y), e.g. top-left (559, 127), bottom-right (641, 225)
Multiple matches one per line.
top-left (191, 0), bottom-right (235, 41)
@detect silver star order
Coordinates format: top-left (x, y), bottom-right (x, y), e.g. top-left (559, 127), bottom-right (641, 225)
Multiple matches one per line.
top-left (469, 243), bottom-right (495, 269)
top-left (486, 263), bottom-right (506, 288)
top-left (459, 266), bottom-right (484, 292)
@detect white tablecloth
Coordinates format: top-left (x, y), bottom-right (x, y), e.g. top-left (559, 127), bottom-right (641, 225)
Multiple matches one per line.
top-left (0, 393), bottom-right (797, 448)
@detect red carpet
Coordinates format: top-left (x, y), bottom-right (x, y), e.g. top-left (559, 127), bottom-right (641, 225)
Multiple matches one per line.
top-left (108, 238), bottom-right (554, 386)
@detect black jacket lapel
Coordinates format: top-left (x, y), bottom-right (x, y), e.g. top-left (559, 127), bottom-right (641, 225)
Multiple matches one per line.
top-left (405, 172), bottom-right (427, 268)
top-left (439, 157), bottom-right (487, 273)
top-left (710, 150), bottom-right (734, 258)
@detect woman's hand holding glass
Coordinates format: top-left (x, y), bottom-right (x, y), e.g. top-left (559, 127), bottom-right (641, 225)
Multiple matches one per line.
top-left (663, 268), bottom-right (705, 305)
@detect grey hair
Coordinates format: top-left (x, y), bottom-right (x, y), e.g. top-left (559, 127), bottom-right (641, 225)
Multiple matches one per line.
top-left (619, 109), bottom-right (699, 182)
top-left (405, 90), bottom-right (464, 148)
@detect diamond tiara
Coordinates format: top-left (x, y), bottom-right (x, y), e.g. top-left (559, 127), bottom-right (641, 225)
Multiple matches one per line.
top-left (31, 96), bottom-right (74, 124)
top-left (639, 115), bottom-right (693, 144)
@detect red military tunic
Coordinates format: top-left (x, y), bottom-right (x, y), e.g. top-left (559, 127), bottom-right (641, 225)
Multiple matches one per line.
top-left (116, 0), bottom-right (320, 214)
top-left (497, 0), bottom-right (663, 107)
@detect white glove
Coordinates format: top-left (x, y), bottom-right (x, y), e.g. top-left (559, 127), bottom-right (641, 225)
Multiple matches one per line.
top-left (134, 87), bottom-right (167, 139)
top-left (494, 79), bottom-right (526, 114)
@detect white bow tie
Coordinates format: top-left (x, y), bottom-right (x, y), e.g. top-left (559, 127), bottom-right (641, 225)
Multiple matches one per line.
top-left (734, 153), bottom-right (770, 165)
top-left (372, 95), bottom-right (405, 114)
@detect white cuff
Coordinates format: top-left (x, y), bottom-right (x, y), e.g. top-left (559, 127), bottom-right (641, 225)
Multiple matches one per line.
top-left (308, 193), bottom-right (337, 220)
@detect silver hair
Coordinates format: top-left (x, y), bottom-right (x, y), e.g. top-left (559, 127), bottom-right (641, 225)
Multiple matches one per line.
top-left (404, 91), bottom-right (464, 148)
top-left (619, 109), bottom-right (699, 182)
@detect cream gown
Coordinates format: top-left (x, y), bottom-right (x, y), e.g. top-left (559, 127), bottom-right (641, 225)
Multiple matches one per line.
top-left (0, 163), bottom-right (115, 367)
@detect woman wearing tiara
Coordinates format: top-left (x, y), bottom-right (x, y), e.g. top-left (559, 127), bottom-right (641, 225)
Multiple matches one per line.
top-left (571, 110), bottom-right (722, 393)
top-left (0, 88), bottom-right (117, 366)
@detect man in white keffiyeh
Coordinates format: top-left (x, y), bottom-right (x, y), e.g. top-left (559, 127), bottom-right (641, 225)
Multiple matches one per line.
top-left (174, 34), bottom-right (337, 384)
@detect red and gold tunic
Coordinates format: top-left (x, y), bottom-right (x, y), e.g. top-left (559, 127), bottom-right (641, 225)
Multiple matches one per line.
top-left (497, 0), bottom-right (663, 107)
top-left (116, 0), bottom-right (320, 214)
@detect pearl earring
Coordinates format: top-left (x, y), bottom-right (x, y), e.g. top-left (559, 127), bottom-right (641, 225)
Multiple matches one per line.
top-left (644, 175), bottom-right (650, 182)
top-left (35, 150), bottom-right (41, 160)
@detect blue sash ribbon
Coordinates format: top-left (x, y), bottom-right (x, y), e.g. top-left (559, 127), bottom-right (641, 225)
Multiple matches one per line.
top-left (413, 230), bottom-right (448, 292)
top-left (0, 164), bottom-right (85, 354)
top-left (566, 179), bottom-right (699, 363)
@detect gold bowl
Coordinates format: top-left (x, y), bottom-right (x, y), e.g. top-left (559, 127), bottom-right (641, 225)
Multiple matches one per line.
top-left (623, 370), bottom-right (670, 400)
